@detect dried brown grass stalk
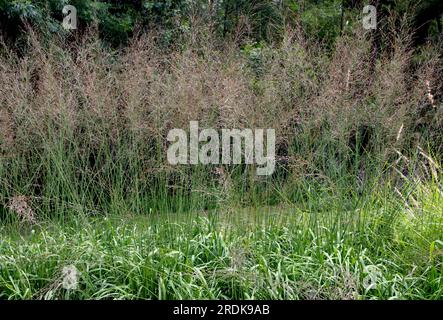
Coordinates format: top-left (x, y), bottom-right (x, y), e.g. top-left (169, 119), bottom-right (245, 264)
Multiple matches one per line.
top-left (7, 195), bottom-right (37, 224)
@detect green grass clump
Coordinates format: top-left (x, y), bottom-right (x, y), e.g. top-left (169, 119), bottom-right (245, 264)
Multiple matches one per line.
top-left (1, 179), bottom-right (441, 300)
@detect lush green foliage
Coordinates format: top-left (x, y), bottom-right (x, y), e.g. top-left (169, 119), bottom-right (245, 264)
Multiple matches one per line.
top-left (1, 177), bottom-right (442, 299)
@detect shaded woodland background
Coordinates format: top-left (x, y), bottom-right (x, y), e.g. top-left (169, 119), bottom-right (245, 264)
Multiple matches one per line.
top-left (1, 1), bottom-right (442, 47)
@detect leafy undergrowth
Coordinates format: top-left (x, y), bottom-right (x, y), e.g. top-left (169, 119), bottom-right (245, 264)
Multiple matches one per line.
top-left (1, 196), bottom-right (441, 300)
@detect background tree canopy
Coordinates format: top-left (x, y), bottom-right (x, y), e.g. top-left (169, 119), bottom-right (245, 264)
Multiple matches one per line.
top-left (0, 0), bottom-right (442, 47)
